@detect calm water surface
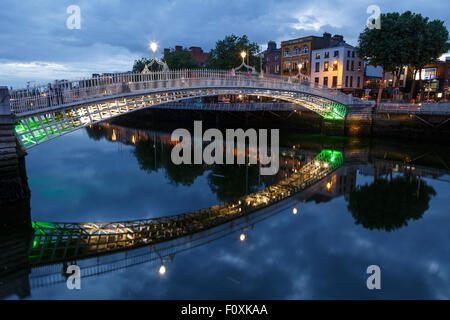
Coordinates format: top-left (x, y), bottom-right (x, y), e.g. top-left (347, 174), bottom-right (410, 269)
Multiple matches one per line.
top-left (2, 122), bottom-right (450, 299)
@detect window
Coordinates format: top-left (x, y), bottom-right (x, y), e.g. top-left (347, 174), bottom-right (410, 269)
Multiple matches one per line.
top-left (301, 45), bottom-right (309, 54)
top-left (347, 51), bottom-right (351, 57)
top-left (346, 60), bottom-right (349, 71)
top-left (275, 55), bottom-right (279, 61)
top-left (315, 62), bottom-right (320, 72)
top-left (357, 76), bottom-right (360, 88)
top-left (352, 51), bottom-right (355, 58)
top-left (293, 47), bottom-right (300, 56)
top-left (334, 50), bottom-right (339, 57)
top-left (315, 77), bottom-right (319, 85)
top-left (332, 76), bottom-right (337, 88)
top-left (351, 60), bottom-right (354, 71)
top-left (284, 48), bottom-right (290, 57)
top-left (316, 53), bottom-right (321, 59)
top-left (266, 57), bottom-right (270, 62)
top-left (324, 61), bottom-right (329, 72)
top-left (332, 61), bottom-right (338, 71)
top-left (323, 77), bottom-right (328, 87)
top-left (345, 76), bottom-right (348, 87)
top-left (324, 51), bottom-right (329, 58)
top-left (350, 76), bottom-right (353, 88)
top-left (358, 61), bottom-right (362, 72)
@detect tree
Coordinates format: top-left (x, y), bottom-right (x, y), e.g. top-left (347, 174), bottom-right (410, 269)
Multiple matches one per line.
top-left (356, 11), bottom-right (449, 102)
top-left (409, 18), bottom-right (450, 100)
top-left (347, 175), bottom-right (436, 231)
top-left (164, 48), bottom-right (201, 69)
top-left (207, 34), bottom-right (263, 71)
top-left (132, 58), bottom-right (153, 73)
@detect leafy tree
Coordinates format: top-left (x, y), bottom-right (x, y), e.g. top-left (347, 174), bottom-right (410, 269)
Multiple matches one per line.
top-left (164, 47), bottom-right (201, 69)
top-left (409, 18), bottom-right (450, 99)
top-left (207, 34), bottom-right (263, 71)
top-left (356, 11), bottom-right (449, 102)
top-left (347, 175), bottom-right (436, 231)
top-left (132, 57), bottom-right (165, 73)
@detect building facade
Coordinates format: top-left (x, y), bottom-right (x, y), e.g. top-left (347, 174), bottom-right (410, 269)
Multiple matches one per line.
top-left (164, 46), bottom-right (210, 67)
top-left (310, 42), bottom-right (364, 94)
top-left (264, 41), bottom-right (281, 75)
top-left (280, 33), bottom-right (344, 78)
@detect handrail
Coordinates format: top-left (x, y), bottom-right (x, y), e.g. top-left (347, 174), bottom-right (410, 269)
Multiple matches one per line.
top-left (9, 69), bottom-right (357, 115)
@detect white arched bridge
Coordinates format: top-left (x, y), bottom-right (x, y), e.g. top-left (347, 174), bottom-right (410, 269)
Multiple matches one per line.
top-left (8, 70), bottom-right (365, 149)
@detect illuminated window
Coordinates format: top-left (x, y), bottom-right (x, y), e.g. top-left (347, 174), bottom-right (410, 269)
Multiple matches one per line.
top-left (316, 53), bottom-right (321, 59)
top-left (324, 61), bottom-right (329, 72)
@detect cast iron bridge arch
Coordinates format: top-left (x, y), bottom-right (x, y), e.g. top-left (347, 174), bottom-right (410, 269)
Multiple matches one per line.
top-left (8, 70), bottom-right (365, 149)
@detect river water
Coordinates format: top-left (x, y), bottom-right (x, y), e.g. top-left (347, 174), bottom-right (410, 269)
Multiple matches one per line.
top-left (1, 121), bottom-right (450, 299)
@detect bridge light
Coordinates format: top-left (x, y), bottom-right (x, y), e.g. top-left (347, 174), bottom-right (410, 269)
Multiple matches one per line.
top-left (150, 42), bottom-right (158, 54)
top-left (324, 162), bottom-right (329, 168)
top-left (326, 182), bottom-right (332, 190)
top-left (314, 161), bottom-right (320, 167)
top-left (241, 51), bottom-right (246, 59)
top-left (159, 264), bottom-right (166, 275)
top-left (292, 207), bottom-right (298, 215)
top-left (240, 233), bottom-right (246, 242)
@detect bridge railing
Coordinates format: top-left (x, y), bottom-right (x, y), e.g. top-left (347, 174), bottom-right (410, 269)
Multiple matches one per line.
top-left (377, 102), bottom-right (450, 115)
top-left (9, 70), bottom-right (353, 115)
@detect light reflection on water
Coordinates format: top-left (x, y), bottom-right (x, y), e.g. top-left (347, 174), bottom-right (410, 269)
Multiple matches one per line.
top-left (1, 122), bottom-right (450, 300)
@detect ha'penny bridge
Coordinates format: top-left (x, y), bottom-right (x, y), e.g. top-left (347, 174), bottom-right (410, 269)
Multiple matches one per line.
top-left (28, 149), bottom-right (343, 267)
top-left (2, 70), bottom-right (365, 149)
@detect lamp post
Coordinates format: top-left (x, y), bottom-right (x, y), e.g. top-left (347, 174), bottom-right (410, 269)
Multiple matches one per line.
top-left (142, 41), bottom-right (169, 73)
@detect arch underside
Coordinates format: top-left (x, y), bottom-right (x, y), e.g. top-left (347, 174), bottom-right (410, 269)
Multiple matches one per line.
top-left (14, 87), bottom-right (347, 148)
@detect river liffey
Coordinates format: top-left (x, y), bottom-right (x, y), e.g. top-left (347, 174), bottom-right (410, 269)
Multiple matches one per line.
top-left (1, 122), bottom-right (449, 300)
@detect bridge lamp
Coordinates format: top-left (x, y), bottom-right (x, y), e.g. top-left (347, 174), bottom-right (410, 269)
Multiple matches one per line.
top-left (292, 207), bottom-right (298, 215)
top-left (324, 162), bottom-right (329, 168)
top-left (159, 264), bottom-right (166, 275)
top-left (150, 42), bottom-right (158, 55)
top-left (314, 161), bottom-right (320, 167)
top-left (240, 233), bottom-right (246, 242)
top-left (326, 182), bottom-right (332, 191)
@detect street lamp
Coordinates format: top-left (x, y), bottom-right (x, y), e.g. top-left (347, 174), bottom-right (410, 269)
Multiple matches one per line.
top-left (142, 41), bottom-right (169, 73)
top-left (241, 51), bottom-right (247, 60)
top-left (149, 42), bottom-right (158, 57)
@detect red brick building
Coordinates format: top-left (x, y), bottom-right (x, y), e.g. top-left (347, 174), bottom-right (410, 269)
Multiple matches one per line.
top-left (264, 41), bottom-right (281, 75)
top-left (164, 46), bottom-right (210, 67)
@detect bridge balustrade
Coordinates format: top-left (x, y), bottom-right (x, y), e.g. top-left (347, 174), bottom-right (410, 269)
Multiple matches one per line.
top-left (9, 70), bottom-right (351, 116)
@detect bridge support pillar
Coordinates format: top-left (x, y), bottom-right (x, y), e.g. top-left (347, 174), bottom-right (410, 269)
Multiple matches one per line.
top-left (0, 87), bottom-right (30, 205)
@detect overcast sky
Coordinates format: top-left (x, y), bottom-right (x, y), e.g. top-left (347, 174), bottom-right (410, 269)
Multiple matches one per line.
top-left (0, 0), bottom-right (449, 88)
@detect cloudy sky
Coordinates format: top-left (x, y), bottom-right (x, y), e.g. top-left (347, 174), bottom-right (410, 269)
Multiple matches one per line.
top-left (0, 0), bottom-right (449, 87)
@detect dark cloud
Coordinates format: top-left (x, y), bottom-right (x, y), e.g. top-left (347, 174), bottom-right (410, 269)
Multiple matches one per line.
top-left (1, 1), bottom-right (449, 86)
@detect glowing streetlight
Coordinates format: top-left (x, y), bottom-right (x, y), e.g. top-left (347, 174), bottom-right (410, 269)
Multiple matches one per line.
top-left (159, 264), bottom-right (166, 275)
top-left (241, 51), bottom-right (247, 60)
top-left (150, 42), bottom-right (158, 54)
top-left (292, 207), bottom-right (298, 215)
top-left (240, 233), bottom-right (246, 242)
top-left (326, 182), bottom-right (332, 190)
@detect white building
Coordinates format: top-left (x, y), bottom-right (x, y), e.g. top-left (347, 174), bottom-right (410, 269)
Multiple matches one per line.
top-left (310, 42), bottom-right (364, 94)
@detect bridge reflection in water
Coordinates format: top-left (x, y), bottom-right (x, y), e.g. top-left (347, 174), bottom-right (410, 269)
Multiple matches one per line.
top-left (29, 148), bottom-right (343, 266)
top-left (1, 123), bottom-right (448, 297)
